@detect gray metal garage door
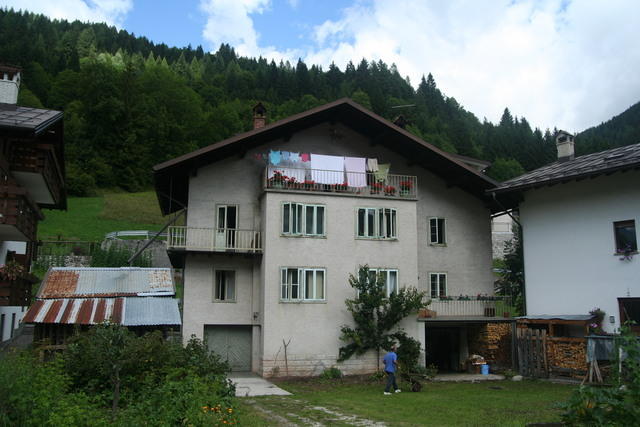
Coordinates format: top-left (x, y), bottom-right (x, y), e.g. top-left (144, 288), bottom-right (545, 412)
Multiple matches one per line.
top-left (205, 325), bottom-right (252, 371)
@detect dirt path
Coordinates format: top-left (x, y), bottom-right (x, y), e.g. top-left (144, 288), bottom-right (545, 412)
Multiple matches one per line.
top-left (243, 397), bottom-right (387, 426)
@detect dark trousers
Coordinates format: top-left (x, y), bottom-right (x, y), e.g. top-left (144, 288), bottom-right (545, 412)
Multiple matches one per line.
top-left (384, 371), bottom-right (398, 392)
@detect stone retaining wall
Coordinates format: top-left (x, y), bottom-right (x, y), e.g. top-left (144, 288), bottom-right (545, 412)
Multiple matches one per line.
top-left (261, 351), bottom-right (379, 377)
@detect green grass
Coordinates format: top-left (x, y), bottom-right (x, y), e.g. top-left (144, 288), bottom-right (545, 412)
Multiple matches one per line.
top-left (236, 378), bottom-right (575, 426)
top-left (39, 192), bottom-right (168, 241)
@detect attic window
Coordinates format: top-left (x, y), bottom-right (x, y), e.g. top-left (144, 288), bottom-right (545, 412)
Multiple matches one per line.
top-left (614, 220), bottom-right (637, 254)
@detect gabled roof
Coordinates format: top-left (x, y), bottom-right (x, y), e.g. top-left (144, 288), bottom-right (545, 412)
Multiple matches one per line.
top-left (153, 98), bottom-right (499, 214)
top-left (36, 267), bottom-right (175, 299)
top-left (0, 104), bottom-right (63, 135)
top-left (492, 142), bottom-right (640, 195)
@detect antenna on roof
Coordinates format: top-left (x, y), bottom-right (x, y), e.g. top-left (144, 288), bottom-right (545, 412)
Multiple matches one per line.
top-left (390, 104), bottom-right (415, 109)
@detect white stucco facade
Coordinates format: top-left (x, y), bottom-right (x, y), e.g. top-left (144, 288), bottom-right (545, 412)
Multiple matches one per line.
top-left (520, 171), bottom-right (640, 333)
top-left (179, 121), bottom-right (495, 376)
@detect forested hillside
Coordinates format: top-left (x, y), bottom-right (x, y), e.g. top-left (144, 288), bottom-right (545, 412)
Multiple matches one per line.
top-left (576, 101), bottom-right (640, 155)
top-left (1, 9), bottom-right (633, 195)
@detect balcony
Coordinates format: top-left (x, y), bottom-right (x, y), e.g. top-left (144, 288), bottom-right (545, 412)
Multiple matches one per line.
top-left (167, 226), bottom-right (262, 254)
top-left (421, 296), bottom-right (515, 320)
top-left (263, 167), bottom-right (418, 199)
top-left (0, 185), bottom-right (41, 241)
top-left (9, 143), bottom-right (64, 209)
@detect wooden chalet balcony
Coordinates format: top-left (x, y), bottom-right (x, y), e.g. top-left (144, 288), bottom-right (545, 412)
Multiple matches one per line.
top-left (421, 296), bottom-right (515, 319)
top-left (0, 184), bottom-right (41, 241)
top-left (9, 143), bottom-right (64, 209)
top-left (167, 226), bottom-right (262, 254)
top-left (263, 167), bottom-right (418, 199)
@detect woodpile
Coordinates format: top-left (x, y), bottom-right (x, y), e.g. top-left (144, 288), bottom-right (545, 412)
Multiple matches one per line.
top-left (546, 338), bottom-right (587, 376)
top-left (468, 322), bottom-right (512, 368)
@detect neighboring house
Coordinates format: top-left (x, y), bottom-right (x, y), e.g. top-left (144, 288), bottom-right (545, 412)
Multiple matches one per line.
top-left (153, 99), bottom-right (509, 376)
top-left (0, 64), bottom-right (66, 342)
top-left (491, 214), bottom-right (514, 259)
top-left (492, 132), bottom-right (640, 335)
top-left (23, 267), bottom-right (181, 345)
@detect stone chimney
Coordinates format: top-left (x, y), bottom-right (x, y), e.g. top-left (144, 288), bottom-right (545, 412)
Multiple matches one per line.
top-left (0, 64), bottom-right (21, 105)
top-left (556, 130), bottom-right (575, 163)
top-left (252, 102), bottom-right (267, 130)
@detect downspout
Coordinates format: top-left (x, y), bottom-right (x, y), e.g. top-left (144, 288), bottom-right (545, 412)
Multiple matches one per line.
top-left (491, 192), bottom-right (526, 316)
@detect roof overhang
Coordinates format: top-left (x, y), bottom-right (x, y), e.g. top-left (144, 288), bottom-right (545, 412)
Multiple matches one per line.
top-left (153, 98), bottom-right (500, 215)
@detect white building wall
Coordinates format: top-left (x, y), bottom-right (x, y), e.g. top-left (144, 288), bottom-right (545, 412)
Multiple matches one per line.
top-left (0, 306), bottom-right (26, 342)
top-left (520, 171), bottom-right (640, 333)
top-left (181, 121), bottom-right (495, 375)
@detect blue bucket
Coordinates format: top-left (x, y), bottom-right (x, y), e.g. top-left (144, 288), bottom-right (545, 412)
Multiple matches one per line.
top-left (481, 364), bottom-right (489, 375)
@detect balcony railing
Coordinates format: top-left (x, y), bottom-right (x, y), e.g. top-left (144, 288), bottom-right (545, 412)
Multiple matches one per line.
top-left (167, 226), bottom-right (262, 253)
top-left (9, 143), bottom-right (64, 208)
top-left (264, 166), bottom-right (418, 198)
top-left (0, 185), bottom-right (41, 241)
top-left (422, 296), bottom-right (515, 318)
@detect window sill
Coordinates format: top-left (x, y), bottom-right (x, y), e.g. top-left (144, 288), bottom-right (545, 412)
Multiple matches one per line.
top-left (355, 237), bottom-right (398, 241)
top-left (212, 300), bottom-right (237, 303)
top-left (614, 251), bottom-right (638, 256)
top-left (281, 234), bottom-right (327, 239)
top-left (279, 300), bottom-right (327, 304)
top-left (429, 243), bottom-right (447, 247)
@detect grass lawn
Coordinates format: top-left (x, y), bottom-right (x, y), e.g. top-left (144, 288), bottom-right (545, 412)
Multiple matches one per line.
top-left (39, 191), bottom-right (170, 241)
top-left (236, 377), bottom-right (575, 426)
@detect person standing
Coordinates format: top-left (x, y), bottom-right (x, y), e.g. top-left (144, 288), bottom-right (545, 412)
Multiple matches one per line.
top-left (383, 345), bottom-right (401, 395)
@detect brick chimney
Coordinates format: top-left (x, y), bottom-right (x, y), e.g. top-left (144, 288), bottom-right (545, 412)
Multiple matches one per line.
top-left (0, 64), bottom-right (21, 105)
top-left (252, 102), bottom-right (267, 130)
top-left (555, 130), bottom-right (575, 163)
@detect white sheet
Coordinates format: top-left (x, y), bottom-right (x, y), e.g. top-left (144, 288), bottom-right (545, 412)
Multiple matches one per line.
top-left (344, 157), bottom-right (367, 187)
top-left (310, 154), bottom-right (345, 184)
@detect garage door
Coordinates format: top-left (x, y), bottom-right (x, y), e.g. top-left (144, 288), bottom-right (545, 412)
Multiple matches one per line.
top-left (205, 325), bottom-right (252, 371)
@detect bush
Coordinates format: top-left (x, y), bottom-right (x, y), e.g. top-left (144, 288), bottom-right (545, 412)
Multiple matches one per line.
top-left (319, 366), bottom-right (343, 380)
top-left (89, 244), bottom-right (151, 267)
top-left (0, 351), bottom-right (107, 426)
top-left (560, 324), bottom-right (640, 425)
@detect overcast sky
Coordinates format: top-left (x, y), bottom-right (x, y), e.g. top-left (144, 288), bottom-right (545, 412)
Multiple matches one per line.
top-left (3, 0), bottom-right (640, 132)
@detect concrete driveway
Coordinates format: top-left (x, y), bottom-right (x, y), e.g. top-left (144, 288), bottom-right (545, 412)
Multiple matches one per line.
top-left (228, 372), bottom-right (292, 397)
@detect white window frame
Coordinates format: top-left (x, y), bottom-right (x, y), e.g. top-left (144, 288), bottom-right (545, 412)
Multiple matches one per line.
top-left (280, 267), bottom-right (326, 302)
top-left (368, 268), bottom-right (399, 297)
top-left (213, 270), bottom-right (236, 302)
top-left (282, 202), bottom-right (325, 237)
top-left (356, 208), bottom-right (397, 239)
top-left (429, 272), bottom-right (447, 298)
top-left (429, 217), bottom-right (446, 245)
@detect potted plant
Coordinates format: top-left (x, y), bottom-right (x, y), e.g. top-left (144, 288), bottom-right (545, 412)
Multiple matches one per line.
top-left (303, 179), bottom-right (315, 190)
top-left (384, 185), bottom-right (396, 196)
top-left (370, 182), bottom-right (384, 195)
top-left (269, 170), bottom-right (286, 188)
top-left (617, 243), bottom-right (635, 261)
top-left (399, 180), bottom-right (413, 196)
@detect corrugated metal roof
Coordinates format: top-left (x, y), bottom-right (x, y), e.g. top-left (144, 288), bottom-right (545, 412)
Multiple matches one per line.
top-left (122, 297), bottom-right (182, 326)
top-left (38, 267), bottom-right (174, 298)
top-left (23, 297), bottom-right (180, 326)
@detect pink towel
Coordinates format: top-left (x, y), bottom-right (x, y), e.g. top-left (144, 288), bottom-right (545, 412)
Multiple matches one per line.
top-left (301, 153), bottom-right (310, 162)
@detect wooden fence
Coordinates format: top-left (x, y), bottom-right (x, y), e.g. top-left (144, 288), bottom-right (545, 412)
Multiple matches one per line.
top-left (516, 328), bottom-right (548, 378)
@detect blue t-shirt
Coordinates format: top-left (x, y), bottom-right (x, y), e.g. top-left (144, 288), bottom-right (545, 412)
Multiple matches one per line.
top-left (383, 351), bottom-right (397, 373)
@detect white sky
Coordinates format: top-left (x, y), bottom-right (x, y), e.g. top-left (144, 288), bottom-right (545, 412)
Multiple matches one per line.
top-left (4, 0), bottom-right (640, 132)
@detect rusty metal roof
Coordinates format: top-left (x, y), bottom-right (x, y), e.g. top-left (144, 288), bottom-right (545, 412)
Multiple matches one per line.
top-left (23, 297), bottom-right (181, 326)
top-left (37, 267), bottom-right (174, 299)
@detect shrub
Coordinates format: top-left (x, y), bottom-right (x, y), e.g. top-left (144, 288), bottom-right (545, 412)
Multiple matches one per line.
top-left (319, 366), bottom-right (343, 380)
top-left (0, 351), bottom-right (107, 426)
top-left (89, 244), bottom-right (151, 267)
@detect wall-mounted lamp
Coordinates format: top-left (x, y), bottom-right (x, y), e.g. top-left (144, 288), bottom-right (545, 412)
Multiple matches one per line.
top-left (609, 315), bottom-right (615, 324)
top-left (253, 312), bottom-right (259, 320)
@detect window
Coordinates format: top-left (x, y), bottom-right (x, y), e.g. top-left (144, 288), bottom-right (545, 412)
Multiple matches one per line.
top-left (357, 208), bottom-right (397, 239)
top-left (430, 273), bottom-right (447, 298)
top-left (214, 270), bottom-right (236, 301)
top-left (614, 220), bottom-right (637, 253)
top-left (282, 203), bottom-right (325, 236)
top-left (280, 268), bottom-right (325, 301)
top-left (429, 218), bottom-right (446, 245)
top-left (368, 268), bottom-right (398, 296)
top-left (619, 298), bottom-right (640, 333)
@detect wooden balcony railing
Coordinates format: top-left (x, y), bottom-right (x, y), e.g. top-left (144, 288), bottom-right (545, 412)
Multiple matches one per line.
top-left (167, 226), bottom-right (262, 253)
top-left (264, 167), bottom-right (418, 198)
top-left (422, 296), bottom-right (515, 318)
